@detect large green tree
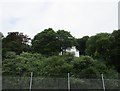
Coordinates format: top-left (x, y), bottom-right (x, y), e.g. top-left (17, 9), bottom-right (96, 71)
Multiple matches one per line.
top-left (86, 33), bottom-right (111, 61)
top-left (109, 30), bottom-right (120, 72)
top-left (75, 36), bottom-right (89, 56)
top-left (32, 28), bottom-right (75, 56)
top-left (2, 52), bottom-right (43, 76)
top-left (2, 32), bottom-right (31, 56)
top-left (3, 52), bottom-right (118, 78)
top-left (56, 30), bottom-right (75, 54)
top-left (32, 28), bottom-right (60, 56)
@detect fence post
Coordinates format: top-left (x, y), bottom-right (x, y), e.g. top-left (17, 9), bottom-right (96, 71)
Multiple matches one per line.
top-left (101, 74), bottom-right (105, 91)
top-left (68, 73), bottom-right (70, 91)
top-left (29, 72), bottom-right (33, 91)
top-left (0, 37), bottom-right (2, 91)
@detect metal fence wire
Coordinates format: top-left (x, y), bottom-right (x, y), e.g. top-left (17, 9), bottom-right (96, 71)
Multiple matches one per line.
top-left (2, 73), bottom-right (120, 90)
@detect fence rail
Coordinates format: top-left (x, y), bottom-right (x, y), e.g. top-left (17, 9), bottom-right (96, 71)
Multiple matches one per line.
top-left (2, 73), bottom-right (120, 90)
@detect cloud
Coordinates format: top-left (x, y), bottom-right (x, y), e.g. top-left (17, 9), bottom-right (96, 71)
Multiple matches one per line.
top-left (0, 0), bottom-right (118, 38)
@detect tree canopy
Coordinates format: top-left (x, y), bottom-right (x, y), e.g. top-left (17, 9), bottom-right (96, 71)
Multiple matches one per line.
top-left (2, 28), bottom-right (120, 78)
top-left (2, 32), bottom-right (31, 56)
top-left (56, 30), bottom-right (75, 54)
top-left (32, 28), bottom-right (60, 56)
top-left (76, 36), bottom-right (89, 56)
top-left (86, 33), bottom-right (111, 61)
top-left (109, 30), bottom-right (120, 72)
top-left (32, 28), bottom-right (75, 56)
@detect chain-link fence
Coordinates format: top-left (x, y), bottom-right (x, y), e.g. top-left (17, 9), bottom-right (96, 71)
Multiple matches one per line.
top-left (2, 73), bottom-right (120, 91)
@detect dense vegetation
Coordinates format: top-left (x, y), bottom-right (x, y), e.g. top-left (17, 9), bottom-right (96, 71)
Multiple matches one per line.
top-left (1, 28), bottom-right (120, 78)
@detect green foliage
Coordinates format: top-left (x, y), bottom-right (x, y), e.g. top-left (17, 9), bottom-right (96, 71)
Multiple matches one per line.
top-left (2, 29), bottom-right (120, 79)
top-left (32, 28), bottom-right (75, 56)
top-left (32, 28), bottom-right (60, 56)
top-left (76, 36), bottom-right (89, 56)
top-left (2, 52), bottom-right (118, 79)
top-left (72, 56), bottom-right (95, 77)
top-left (2, 32), bottom-right (31, 58)
top-left (84, 30), bottom-right (120, 72)
top-left (86, 33), bottom-right (111, 60)
top-left (39, 55), bottom-right (73, 77)
top-left (57, 30), bottom-right (75, 54)
top-left (109, 30), bottom-right (120, 72)
top-left (79, 67), bottom-right (99, 78)
top-left (3, 52), bottom-right (42, 76)
top-left (93, 61), bottom-right (108, 74)
top-left (4, 51), bottom-right (16, 59)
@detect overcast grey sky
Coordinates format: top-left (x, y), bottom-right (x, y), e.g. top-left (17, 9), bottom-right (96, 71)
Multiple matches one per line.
top-left (0, 0), bottom-right (118, 38)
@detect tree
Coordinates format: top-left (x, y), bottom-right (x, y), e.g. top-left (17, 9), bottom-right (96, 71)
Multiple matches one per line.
top-left (86, 33), bottom-right (111, 61)
top-left (79, 67), bottom-right (99, 78)
top-left (2, 52), bottom-right (43, 76)
top-left (75, 36), bottom-right (89, 56)
top-left (32, 28), bottom-right (75, 56)
top-left (39, 55), bottom-right (73, 77)
top-left (2, 32), bottom-right (31, 56)
top-left (2, 52), bottom-right (74, 77)
top-left (109, 30), bottom-right (120, 72)
top-left (72, 56), bottom-right (95, 77)
top-left (56, 30), bottom-right (75, 54)
top-left (32, 28), bottom-right (60, 56)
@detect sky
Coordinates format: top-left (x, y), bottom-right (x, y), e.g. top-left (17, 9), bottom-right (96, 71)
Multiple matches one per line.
top-left (0, 0), bottom-right (119, 38)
